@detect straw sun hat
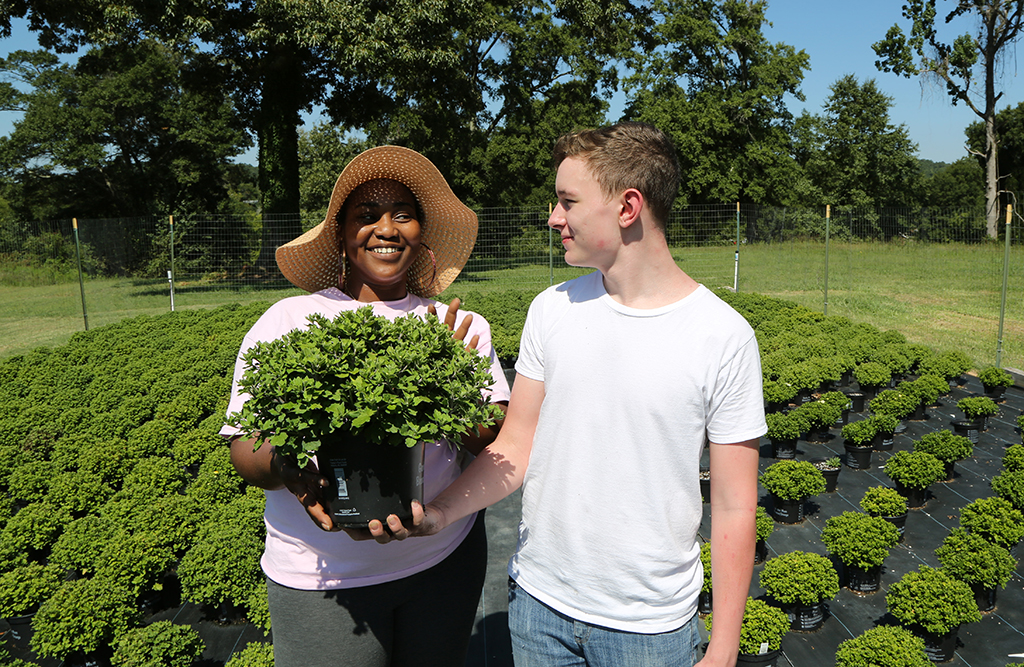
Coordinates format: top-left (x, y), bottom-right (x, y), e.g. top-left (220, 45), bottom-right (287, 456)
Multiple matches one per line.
top-left (275, 145), bottom-right (477, 298)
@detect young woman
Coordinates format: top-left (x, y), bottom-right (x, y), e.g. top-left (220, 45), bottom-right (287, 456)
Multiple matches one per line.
top-left (222, 146), bottom-right (510, 667)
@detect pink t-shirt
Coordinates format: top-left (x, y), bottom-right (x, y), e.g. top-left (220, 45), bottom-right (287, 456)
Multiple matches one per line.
top-left (221, 288), bottom-right (511, 590)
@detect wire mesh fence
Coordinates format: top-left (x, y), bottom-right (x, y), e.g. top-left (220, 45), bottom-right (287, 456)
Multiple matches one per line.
top-left (1, 205), bottom-right (1021, 372)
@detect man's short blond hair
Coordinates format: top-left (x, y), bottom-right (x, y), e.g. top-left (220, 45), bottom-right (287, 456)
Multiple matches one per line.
top-left (552, 122), bottom-right (679, 228)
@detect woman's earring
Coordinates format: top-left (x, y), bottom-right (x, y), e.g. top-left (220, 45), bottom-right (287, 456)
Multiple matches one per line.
top-left (338, 254), bottom-right (347, 291)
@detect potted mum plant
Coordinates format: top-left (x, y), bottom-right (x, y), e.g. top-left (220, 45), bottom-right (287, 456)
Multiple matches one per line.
top-left (958, 496), bottom-right (1024, 552)
top-left (760, 460), bottom-right (826, 524)
top-left (839, 419), bottom-right (875, 470)
top-left (811, 456), bottom-right (841, 493)
top-left (869, 388), bottom-right (918, 422)
top-left (991, 468), bottom-right (1024, 512)
top-left (791, 399), bottom-right (840, 443)
top-left (834, 625), bottom-right (930, 667)
top-left (764, 412), bottom-right (805, 459)
top-left (883, 451), bottom-right (945, 509)
top-left (821, 511), bottom-right (899, 594)
top-left (978, 366), bottom-right (1013, 400)
top-left (820, 390), bottom-right (852, 426)
top-left (228, 308), bottom-right (502, 527)
top-left (957, 396), bottom-right (999, 431)
top-left (913, 430), bottom-right (973, 481)
top-left (860, 486), bottom-right (909, 542)
top-left (698, 541), bottom-right (712, 614)
top-left (758, 551), bottom-right (839, 632)
top-left (1007, 443), bottom-right (1024, 471)
top-left (754, 505), bottom-right (774, 564)
top-left (854, 361), bottom-right (891, 398)
top-left (706, 597), bottom-right (789, 666)
top-left (935, 527), bottom-right (1016, 612)
top-left (762, 380), bottom-right (798, 413)
top-left (885, 566), bottom-right (982, 663)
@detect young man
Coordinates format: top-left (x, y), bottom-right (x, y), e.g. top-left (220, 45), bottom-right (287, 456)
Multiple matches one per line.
top-left (373, 122), bottom-right (766, 666)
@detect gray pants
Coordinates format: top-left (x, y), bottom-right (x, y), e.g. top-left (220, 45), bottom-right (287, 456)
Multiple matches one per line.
top-left (266, 513), bottom-right (487, 667)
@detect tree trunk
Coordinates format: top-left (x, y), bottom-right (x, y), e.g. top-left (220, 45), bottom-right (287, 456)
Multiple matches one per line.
top-left (985, 114), bottom-right (999, 239)
top-left (255, 44), bottom-right (303, 273)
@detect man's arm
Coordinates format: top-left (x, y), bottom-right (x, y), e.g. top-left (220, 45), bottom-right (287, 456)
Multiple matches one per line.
top-left (698, 437), bottom-right (760, 667)
top-left (367, 374), bottom-right (544, 542)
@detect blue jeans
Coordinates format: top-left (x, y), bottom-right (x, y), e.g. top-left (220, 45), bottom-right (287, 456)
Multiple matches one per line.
top-left (507, 578), bottom-right (702, 667)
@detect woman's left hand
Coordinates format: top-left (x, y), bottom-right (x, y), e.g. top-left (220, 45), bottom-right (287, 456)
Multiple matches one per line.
top-left (428, 297), bottom-right (479, 349)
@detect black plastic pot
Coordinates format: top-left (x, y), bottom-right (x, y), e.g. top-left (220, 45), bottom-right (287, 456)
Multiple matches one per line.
top-left (754, 539), bottom-right (769, 565)
top-left (699, 468), bottom-right (711, 503)
top-left (909, 403), bottom-right (928, 421)
top-left (736, 649), bottom-right (781, 666)
top-left (913, 624), bottom-right (959, 663)
top-left (971, 583), bottom-right (997, 612)
top-left (895, 482), bottom-right (929, 509)
top-left (318, 434), bottom-right (425, 528)
top-left (972, 415), bottom-right (989, 432)
top-left (698, 589), bottom-right (713, 615)
top-left (770, 494), bottom-right (806, 524)
top-left (844, 564), bottom-right (882, 594)
top-left (984, 384), bottom-right (1006, 401)
top-left (779, 600), bottom-right (826, 632)
top-left (771, 439), bottom-right (797, 459)
top-left (952, 420), bottom-right (979, 444)
top-left (941, 459), bottom-right (957, 482)
top-left (879, 512), bottom-right (908, 542)
top-left (846, 392), bottom-right (866, 413)
top-left (844, 444), bottom-right (873, 470)
top-left (872, 430), bottom-right (895, 451)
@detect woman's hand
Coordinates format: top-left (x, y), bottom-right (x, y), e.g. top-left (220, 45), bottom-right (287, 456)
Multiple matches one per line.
top-left (428, 297), bottom-right (479, 349)
top-left (342, 501), bottom-right (447, 543)
top-left (271, 449), bottom-right (340, 533)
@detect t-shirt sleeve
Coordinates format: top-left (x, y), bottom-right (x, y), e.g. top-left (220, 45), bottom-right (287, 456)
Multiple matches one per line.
top-left (705, 332), bottom-right (767, 445)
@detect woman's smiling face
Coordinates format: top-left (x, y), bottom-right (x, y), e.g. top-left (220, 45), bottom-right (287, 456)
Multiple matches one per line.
top-left (340, 179), bottom-right (422, 302)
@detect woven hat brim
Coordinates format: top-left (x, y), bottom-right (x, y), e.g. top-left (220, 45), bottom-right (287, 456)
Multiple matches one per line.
top-left (276, 146), bottom-right (477, 298)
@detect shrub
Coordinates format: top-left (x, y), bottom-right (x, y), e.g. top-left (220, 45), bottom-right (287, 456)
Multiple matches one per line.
top-left (126, 419), bottom-right (178, 459)
top-left (821, 511), bottom-right (899, 569)
top-left (0, 562), bottom-right (63, 617)
top-left (117, 457), bottom-right (188, 501)
top-left (978, 366), bottom-right (1014, 389)
top-left (244, 579), bottom-right (271, 635)
top-left (854, 361), bottom-right (891, 389)
top-left (898, 375), bottom-right (943, 406)
top-left (762, 379), bottom-right (798, 406)
top-left (860, 486), bottom-right (908, 517)
top-left (48, 515), bottom-right (117, 577)
top-left (841, 418), bottom-right (876, 446)
top-left (913, 430), bottom-right (973, 464)
top-left (834, 625), bottom-right (929, 667)
top-left (991, 469), bottom-right (1024, 511)
top-left (759, 460), bottom-right (826, 500)
top-left (2, 501), bottom-right (70, 555)
top-left (936, 527), bottom-right (1016, 590)
top-left (700, 542), bottom-right (712, 593)
top-left (764, 411), bottom-right (805, 442)
top-left (755, 505), bottom-right (774, 542)
top-left (1003, 444), bottom-right (1024, 472)
top-left (869, 389), bottom-right (918, 420)
top-left (957, 396), bottom-right (999, 420)
top-left (820, 390), bottom-right (851, 411)
top-left (886, 566), bottom-right (981, 635)
top-left (95, 531), bottom-right (176, 598)
top-left (872, 344), bottom-right (914, 376)
top-left (759, 551), bottom-right (839, 605)
top-left (225, 642), bottom-right (274, 667)
top-left (884, 451), bottom-right (945, 490)
top-left (111, 621), bottom-right (205, 667)
top-left (705, 597), bottom-right (789, 655)
top-left (185, 446), bottom-right (244, 506)
top-left (790, 399), bottom-right (841, 430)
top-left (777, 360), bottom-right (825, 393)
top-left (172, 429), bottom-right (224, 469)
top-left (30, 578), bottom-right (141, 660)
top-left (46, 469), bottom-right (114, 516)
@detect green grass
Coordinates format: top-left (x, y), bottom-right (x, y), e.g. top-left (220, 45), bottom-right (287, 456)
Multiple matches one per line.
top-left (2, 241), bottom-right (1021, 371)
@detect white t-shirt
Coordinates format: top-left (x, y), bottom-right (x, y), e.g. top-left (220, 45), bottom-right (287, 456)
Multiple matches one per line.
top-left (510, 272), bottom-right (766, 633)
top-left (221, 287), bottom-right (511, 590)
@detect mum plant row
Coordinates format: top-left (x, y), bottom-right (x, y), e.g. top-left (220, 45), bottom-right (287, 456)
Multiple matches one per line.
top-left (0, 303), bottom-right (274, 665)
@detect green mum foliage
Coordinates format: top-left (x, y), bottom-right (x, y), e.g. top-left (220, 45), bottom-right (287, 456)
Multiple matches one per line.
top-left (884, 451), bottom-right (945, 490)
top-left (991, 469), bottom-right (1024, 512)
top-left (111, 621), bottom-right (205, 667)
top-left (854, 361), bottom-right (891, 389)
top-left (860, 486), bottom-right (907, 518)
top-left (706, 597), bottom-right (789, 655)
top-left (759, 460), bottom-right (826, 500)
top-left (759, 551), bottom-right (839, 605)
top-left (755, 505), bottom-right (774, 542)
top-left (821, 511), bottom-right (899, 569)
top-left (1003, 444), bottom-right (1024, 473)
top-left (886, 566), bottom-right (981, 635)
top-left (978, 366), bottom-right (1013, 388)
top-left (835, 625), bottom-right (929, 667)
top-left (700, 542), bottom-right (712, 593)
top-left (230, 307), bottom-right (502, 468)
top-left (225, 642), bottom-right (274, 667)
top-left (913, 430), bottom-right (973, 464)
top-left (30, 578), bottom-right (140, 660)
top-left (957, 396), bottom-right (999, 419)
top-left (936, 527), bottom-right (1016, 590)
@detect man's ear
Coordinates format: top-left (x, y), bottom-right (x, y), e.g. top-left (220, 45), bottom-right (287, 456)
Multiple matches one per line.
top-left (619, 188), bottom-right (644, 229)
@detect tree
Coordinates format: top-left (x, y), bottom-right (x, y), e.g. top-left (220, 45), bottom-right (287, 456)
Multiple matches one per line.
top-left (298, 124), bottom-right (367, 219)
top-left (625, 0), bottom-right (809, 207)
top-left (1, 0), bottom-right (648, 270)
top-left (0, 43), bottom-right (250, 219)
top-left (966, 100), bottom-right (1024, 204)
top-left (922, 156), bottom-right (985, 207)
top-left (798, 76), bottom-right (920, 208)
top-left (873, 0), bottom-right (1024, 237)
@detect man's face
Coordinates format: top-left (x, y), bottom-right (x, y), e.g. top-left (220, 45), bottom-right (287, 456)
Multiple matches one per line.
top-left (548, 157), bottom-right (620, 269)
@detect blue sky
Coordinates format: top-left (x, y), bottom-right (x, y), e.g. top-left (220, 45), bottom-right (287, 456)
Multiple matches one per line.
top-left (1, 2), bottom-right (1021, 165)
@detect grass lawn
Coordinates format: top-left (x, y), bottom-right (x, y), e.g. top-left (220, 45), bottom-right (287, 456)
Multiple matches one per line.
top-left (2, 240), bottom-right (1021, 370)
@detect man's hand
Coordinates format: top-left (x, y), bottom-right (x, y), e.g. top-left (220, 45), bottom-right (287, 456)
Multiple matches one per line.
top-left (428, 297), bottom-right (479, 349)
top-left (342, 501), bottom-right (447, 543)
top-left (271, 449), bottom-right (339, 532)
